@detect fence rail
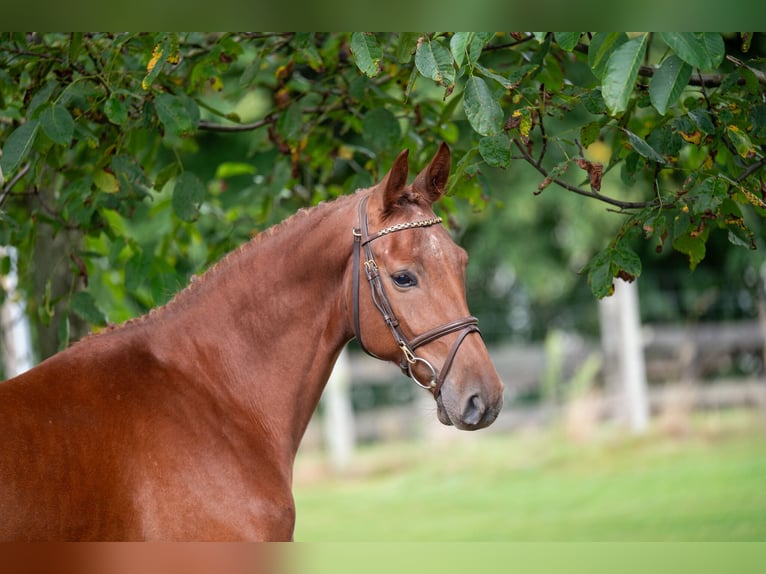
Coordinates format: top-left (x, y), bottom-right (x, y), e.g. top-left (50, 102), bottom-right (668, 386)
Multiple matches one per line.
top-left (302, 320), bottom-right (765, 452)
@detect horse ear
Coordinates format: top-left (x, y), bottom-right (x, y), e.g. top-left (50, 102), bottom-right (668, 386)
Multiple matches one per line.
top-left (381, 148), bottom-right (410, 212)
top-left (412, 142), bottom-right (451, 205)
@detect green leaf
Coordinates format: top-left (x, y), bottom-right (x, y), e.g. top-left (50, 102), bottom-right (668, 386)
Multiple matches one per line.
top-left (582, 89), bottom-right (607, 115)
top-left (601, 34), bottom-right (647, 115)
top-left (395, 33), bottom-right (420, 64)
top-left (27, 81), bottom-right (59, 118)
top-left (473, 63), bottom-right (509, 89)
top-left (361, 108), bottom-right (401, 152)
top-left (585, 250), bottom-right (615, 298)
top-left (622, 128), bottom-right (667, 164)
top-left (215, 162), bottom-right (256, 179)
top-left (727, 218), bottom-right (756, 250)
top-left (554, 32), bottom-right (581, 52)
top-left (611, 245), bottom-right (642, 280)
top-left (588, 33), bottom-right (628, 80)
top-left (350, 32), bottom-right (382, 77)
top-left (93, 170), bottom-right (119, 193)
top-left (643, 212), bottom-right (668, 251)
top-left (580, 122), bottom-right (601, 148)
top-left (154, 93), bottom-right (193, 137)
top-left (172, 171), bottom-right (206, 221)
top-left (68, 33), bottom-right (83, 65)
top-left (415, 38), bottom-right (455, 88)
top-left (673, 232), bottom-right (706, 270)
top-left (0, 119), bottom-right (39, 174)
top-left (40, 104), bottom-right (75, 146)
top-left (475, 63), bottom-right (537, 90)
top-left (692, 177), bottom-right (726, 215)
top-left (277, 104), bottom-right (303, 143)
top-left (699, 33), bottom-right (725, 69)
top-left (463, 75), bottom-right (503, 137)
top-left (111, 155), bottom-right (150, 198)
top-left (688, 109), bottom-right (716, 134)
top-left (659, 33), bottom-right (724, 71)
top-left (154, 163), bottom-right (181, 191)
top-left (649, 56), bottom-right (692, 116)
top-left (450, 32), bottom-right (489, 69)
top-left (726, 125), bottom-right (756, 158)
top-left (584, 243), bottom-right (642, 299)
top-left (104, 95), bottom-right (128, 125)
top-left (71, 291), bottom-right (107, 327)
top-left (478, 135), bottom-right (510, 168)
top-left (450, 32), bottom-right (471, 68)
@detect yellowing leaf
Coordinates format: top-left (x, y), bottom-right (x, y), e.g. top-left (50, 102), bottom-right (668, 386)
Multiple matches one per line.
top-left (680, 130), bottom-right (702, 144)
top-left (142, 45), bottom-right (163, 90)
top-left (141, 36), bottom-right (180, 91)
top-left (519, 109), bottom-right (533, 140)
top-left (146, 44), bottom-right (162, 75)
top-left (726, 125), bottom-right (756, 158)
top-left (93, 169), bottom-right (119, 193)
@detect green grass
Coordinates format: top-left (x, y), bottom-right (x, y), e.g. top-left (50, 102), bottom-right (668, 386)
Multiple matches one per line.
top-left (293, 409), bottom-right (766, 541)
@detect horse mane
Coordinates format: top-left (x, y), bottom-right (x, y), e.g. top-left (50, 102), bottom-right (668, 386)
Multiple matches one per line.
top-left (77, 191), bottom-right (364, 345)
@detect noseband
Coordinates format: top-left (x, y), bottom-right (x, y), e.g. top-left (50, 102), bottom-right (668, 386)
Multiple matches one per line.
top-left (352, 196), bottom-right (481, 396)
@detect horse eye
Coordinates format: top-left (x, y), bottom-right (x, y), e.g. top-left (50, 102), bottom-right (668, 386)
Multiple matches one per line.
top-left (392, 272), bottom-right (417, 288)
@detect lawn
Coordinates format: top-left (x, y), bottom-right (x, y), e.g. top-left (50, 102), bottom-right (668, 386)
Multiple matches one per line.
top-left (292, 409), bottom-right (766, 541)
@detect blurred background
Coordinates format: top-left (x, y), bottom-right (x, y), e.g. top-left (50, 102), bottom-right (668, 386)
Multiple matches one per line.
top-left (290, 158), bottom-right (766, 541)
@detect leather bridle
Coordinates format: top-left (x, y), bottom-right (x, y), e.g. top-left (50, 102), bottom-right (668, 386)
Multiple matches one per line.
top-left (352, 195), bottom-right (481, 396)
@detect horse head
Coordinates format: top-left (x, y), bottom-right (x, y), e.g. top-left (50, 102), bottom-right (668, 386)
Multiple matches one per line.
top-left (350, 143), bottom-right (504, 430)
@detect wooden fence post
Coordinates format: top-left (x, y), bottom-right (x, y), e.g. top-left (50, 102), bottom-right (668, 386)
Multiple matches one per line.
top-left (599, 278), bottom-right (649, 434)
top-left (321, 346), bottom-right (355, 472)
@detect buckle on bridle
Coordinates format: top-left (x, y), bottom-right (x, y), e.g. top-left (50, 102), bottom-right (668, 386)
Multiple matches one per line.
top-left (399, 342), bottom-right (438, 390)
top-left (364, 259), bottom-right (378, 274)
top-left (399, 342), bottom-right (416, 364)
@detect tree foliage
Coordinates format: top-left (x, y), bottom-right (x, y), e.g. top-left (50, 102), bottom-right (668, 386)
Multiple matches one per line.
top-left (1, 32), bottom-right (764, 352)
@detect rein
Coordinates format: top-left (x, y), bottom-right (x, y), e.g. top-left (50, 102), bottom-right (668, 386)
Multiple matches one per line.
top-left (352, 196), bottom-right (481, 396)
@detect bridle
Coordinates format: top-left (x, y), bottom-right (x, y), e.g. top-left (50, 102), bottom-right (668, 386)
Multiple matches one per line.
top-left (352, 195), bottom-right (481, 396)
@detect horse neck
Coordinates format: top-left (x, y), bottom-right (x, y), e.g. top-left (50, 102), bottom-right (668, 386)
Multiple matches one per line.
top-left (149, 195), bottom-right (359, 460)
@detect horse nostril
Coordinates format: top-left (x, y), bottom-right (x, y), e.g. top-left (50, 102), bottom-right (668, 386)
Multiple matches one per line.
top-left (462, 393), bottom-right (485, 426)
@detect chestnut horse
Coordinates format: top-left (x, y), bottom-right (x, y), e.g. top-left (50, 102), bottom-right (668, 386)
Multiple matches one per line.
top-left (0, 143), bottom-right (504, 540)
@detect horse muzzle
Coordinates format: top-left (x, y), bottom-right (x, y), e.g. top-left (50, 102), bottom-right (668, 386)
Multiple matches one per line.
top-left (436, 381), bottom-right (504, 430)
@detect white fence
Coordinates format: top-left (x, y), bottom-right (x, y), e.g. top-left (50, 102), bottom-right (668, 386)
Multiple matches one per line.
top-left (303, 319), bottom-right (766, 456)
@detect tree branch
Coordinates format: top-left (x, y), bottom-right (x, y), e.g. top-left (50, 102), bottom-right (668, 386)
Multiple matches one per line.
top-left (512, 138), bottom-right (657, 211)
top-left (572, 41), bottom-right (766, 87)
top-left (736, 155), bottom-right (766, 182)
top-left (198, 102), bottom-right (345, 133)
top-left (0, 162), bottom-right (31, 207)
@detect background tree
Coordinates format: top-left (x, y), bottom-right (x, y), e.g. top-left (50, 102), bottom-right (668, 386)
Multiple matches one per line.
top-left (1, 32), bottom-right (764, 363)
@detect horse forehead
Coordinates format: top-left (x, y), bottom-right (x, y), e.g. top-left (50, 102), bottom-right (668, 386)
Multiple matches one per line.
top-left (387, 227), bottom-right (464, 266)
top-left (425, 231), bottom-right (448, 259)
